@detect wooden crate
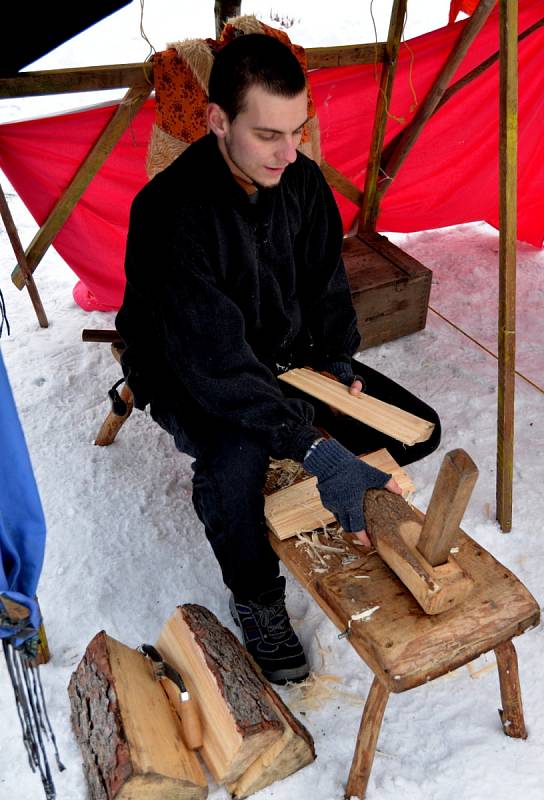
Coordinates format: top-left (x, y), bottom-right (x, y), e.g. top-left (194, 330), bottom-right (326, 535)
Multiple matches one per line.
top-left (342, 231), bottom-right (432, 349)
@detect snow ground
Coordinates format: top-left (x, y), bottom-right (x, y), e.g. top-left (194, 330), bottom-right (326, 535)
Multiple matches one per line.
top-left (1, 2), bottom-right (542, 799)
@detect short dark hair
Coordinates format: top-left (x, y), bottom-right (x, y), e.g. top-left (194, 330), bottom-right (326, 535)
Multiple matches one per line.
top-left (208, 33), bottom-right (306, 121)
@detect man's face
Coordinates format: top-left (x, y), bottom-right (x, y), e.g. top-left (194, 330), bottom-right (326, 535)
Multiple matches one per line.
top-left (210, 85), bottom-right (308, 188)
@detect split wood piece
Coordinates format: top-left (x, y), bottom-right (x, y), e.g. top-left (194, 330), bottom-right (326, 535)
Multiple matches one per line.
top-left (226, 678), bottom-right (315, 799)
top-left (278, 368), bottom-right (434, 445)
top-left (0, 182), bottom-right (48, 327)
top-left (67, 631), bottom-right (207, 800)
top-left (364, 489), bottom-right (474, 615)
top-left (11, 84), bottom-right (151, 290)
top-left (265, 448), bottom-right (414, 541)
top-left (156, 604), bottom-right (286, 784)
top-left (494, 640), bottom-right (527, 739)
top-left (344, 677), bottom-right (389, 800)
top-left (417, 449), bottom-right (479, 566)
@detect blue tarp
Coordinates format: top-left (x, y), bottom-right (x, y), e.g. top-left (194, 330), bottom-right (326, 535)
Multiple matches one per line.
top-left (0, 348), bottom-right (46, 645)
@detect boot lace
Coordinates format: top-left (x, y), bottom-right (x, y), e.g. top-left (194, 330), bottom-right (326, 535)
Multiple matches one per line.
top-left (252, 599), bottom-right (291, 640)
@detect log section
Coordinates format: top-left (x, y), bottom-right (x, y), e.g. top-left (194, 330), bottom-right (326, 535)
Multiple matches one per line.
top-left (67, 631), bottom-right (207, 800)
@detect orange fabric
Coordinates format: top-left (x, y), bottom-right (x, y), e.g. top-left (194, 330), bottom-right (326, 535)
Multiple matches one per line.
top-left (152, 48), bottom-right (209, 142)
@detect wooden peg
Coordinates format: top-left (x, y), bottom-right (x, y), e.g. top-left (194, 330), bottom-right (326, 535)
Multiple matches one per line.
top-left (417, 449), bottom-right (478, 567)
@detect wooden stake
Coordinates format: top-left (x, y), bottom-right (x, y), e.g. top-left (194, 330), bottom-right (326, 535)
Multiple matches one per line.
top-left (377, 0), bottom-right (497, 201)
top-left (494, 640), bottom-right (527, 739)
top-left (496, 0), bottom-right (518, 533)
top-left (359, 0), bottom-right (407, 232)
top-left (0, 183), bottom-right (48, 327)
top-left (11, 85), bottom-right (151, 290)
top-left (344, 677), bottom-right (389, 800)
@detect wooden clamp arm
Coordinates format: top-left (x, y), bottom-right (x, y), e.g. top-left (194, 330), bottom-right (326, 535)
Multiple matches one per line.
top-left (417, 449), bottom-right (478, 567)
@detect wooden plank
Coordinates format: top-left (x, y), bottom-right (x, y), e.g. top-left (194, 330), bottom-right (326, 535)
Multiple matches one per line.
top-left (278, 368), bottom-right (435, 445)
top-left (156, 605), bottom-right (283, 785)
top-left (417, 449), bottom-right (479, 566)
top-left (364, 489), bottom-right (474, 615)
top-left (0, 183), bottom-right (48, 327)
top-left (0, 63), bottom-right (152, 97)
top-left (496, 0), bottom-right (518, 532)
top-left (270, 514), bottom-right (540, 692)
top-left (359, 0), bottom-right (408, 232)
top-left (265, 449), bottom-right (414, 540)
top-left (377, 0), bottom-right (498, 201)
top-left (11, 85), bottom-right (151, 290)
top-left (68, 631), bottom-right (207, 800)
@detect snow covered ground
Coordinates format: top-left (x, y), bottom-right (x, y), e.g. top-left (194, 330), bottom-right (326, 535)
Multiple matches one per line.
top-left (1, 2), bottom-right (543, 799)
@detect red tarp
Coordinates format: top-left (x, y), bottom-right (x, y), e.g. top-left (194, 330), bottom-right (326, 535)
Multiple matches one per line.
top-left (1, 1), bottom-right (544, 312)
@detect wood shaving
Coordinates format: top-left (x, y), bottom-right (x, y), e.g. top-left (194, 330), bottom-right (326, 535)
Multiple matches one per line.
top-left (285, 672), bottom-right (366, 711)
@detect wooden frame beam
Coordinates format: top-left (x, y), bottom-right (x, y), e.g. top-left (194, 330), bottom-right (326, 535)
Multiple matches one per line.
top-left (359, 0), bottom-right (407, 232)
top-left (496, 0), bottom-right (518, 532)
top-left (0, 43), bottom-right (387, 100)
top-left (376, 0), bottom-right (497, 202)
top-left (10, 85), bottom-right (151, 290)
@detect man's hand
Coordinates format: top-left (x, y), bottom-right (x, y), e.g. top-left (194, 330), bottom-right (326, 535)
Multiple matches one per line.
top-left (303, 438), bottom-right (393, 537)
top-left (348, 378), bottom-right (364, 396)
top-left (352, 476), bottom-right (403, 546)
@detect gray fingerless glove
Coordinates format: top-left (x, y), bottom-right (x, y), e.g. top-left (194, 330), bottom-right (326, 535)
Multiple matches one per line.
top-left (325, 361), bottom-right (366, 391)
top-left (303, 438), bottom-right (391, 531)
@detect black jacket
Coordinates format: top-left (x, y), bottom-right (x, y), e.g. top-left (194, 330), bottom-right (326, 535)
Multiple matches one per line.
top-left (115, 133), bottom-right (360, 461)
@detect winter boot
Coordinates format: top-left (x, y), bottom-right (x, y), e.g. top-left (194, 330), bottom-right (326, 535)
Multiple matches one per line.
top-left (229, 578), bottom-right (309, 684)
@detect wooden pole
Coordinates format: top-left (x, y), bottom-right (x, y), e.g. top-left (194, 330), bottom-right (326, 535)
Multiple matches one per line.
top-left (359, 0), bottom-right (407, 232)
top-left (214, 1), bottom-right (242, 38)
top-left (435, 16), bottom-right (544, 115)
top-left (10, 85), bottom-right (151, 290)
top-left (376, 0), bottom-right (497, 201)
top-left (496, 0), bottom-right (518, 532)
top-left (0, 183), bottom-right (48, 327)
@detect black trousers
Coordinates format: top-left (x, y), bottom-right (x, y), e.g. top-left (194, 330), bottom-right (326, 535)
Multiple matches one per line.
top-left (152, 360), bottom-right (441, 598)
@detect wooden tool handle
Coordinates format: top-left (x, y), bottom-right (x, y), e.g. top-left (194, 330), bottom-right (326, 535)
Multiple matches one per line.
top-left (180, 696), bottom-right (203, 750)
top-left (417, 449), bottom-right (478, 566)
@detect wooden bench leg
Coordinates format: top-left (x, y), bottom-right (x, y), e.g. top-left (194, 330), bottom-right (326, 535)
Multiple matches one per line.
top-left (345, 676), bottom-right (390, 800)
top-left (94, 384), bottom-right (134, 446)
top-left (494, 640), bottom-right (527, 739)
